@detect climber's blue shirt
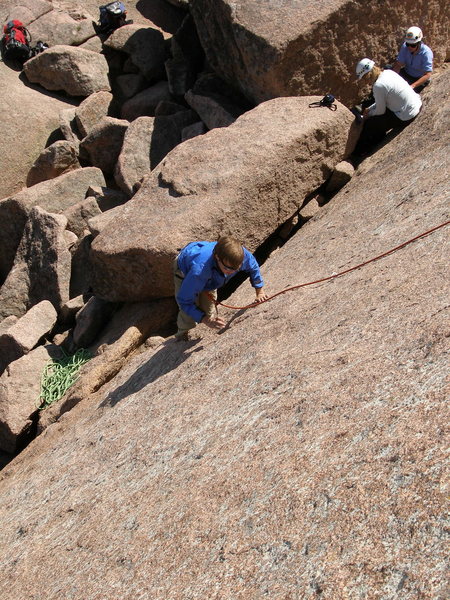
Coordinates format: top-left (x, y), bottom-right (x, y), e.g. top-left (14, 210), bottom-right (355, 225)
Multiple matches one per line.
top-left (397, 42), bottom-right (433, 78)
top-left (176, 241), bottom-right (264, 323)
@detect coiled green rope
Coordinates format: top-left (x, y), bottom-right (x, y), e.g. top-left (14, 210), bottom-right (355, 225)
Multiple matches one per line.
top-left (38, 348), bottom-right (91, 409)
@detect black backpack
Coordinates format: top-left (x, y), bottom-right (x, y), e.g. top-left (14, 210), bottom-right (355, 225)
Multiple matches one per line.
top-left (97, 2), bottom-right (127, 35)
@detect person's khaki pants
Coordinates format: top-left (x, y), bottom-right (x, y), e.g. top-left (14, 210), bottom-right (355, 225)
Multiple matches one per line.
top-left (173, 258), bottom-right (217, 335)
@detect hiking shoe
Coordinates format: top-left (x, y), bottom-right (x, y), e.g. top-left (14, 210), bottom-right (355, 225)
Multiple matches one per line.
top-left (175, 331), bottom-right (189, 342)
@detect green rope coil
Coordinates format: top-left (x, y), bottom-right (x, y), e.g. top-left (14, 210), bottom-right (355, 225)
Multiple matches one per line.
top-left (38, 348), bottom-right (91, 409)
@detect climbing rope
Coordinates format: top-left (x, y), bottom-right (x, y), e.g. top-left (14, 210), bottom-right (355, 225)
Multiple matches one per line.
top-left (212, 219), bottom-right (449, 310)
top-left (38, 348), bottom-right (91, 409)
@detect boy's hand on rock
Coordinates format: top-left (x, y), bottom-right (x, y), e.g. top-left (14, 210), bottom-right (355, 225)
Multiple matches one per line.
top-left (202, 316), bottom-right (226, 330)
top-left (255, 288), bottom-right (268, 303)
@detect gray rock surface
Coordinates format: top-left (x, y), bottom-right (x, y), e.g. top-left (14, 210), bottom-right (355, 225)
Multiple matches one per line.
top-left (0, 301), bottom-right (58, 376)
top-left (190, 0), bottom-right (448, 107)
top-left (23, 45), bottom-right (111, 97)
top-left (90, 96), bottom-right (357, 300)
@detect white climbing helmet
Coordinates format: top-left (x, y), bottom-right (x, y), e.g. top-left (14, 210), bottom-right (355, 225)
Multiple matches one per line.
top-left (405, 26), bottom-right (423, 45)
top-left (356, 58), bottom-right (375, 80)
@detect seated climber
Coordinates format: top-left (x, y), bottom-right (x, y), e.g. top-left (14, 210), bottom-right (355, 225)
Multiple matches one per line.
top-left (392, 26), bottom-right (433, 93)
top-left (173, 236), bottom-right (268, 339)
top-left (353, 58), bottom-right (422, 156)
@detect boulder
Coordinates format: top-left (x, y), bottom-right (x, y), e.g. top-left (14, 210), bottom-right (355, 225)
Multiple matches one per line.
top-left (0, 168), bottom-right (106, 280)
top-left (26, 141), bottom-right (80, 187)
top-left (72, 296), bottom-right (118, 348)
top-left (59, 295), bottom-right (85, 327)
top-left (120, 81), bottom-right (172, 121)
top-left (0, 316), bottom-right (18, 336)
top-left (23, 45), bottom-right (111, 97)
top-left (0, 199), bottom-right (29, 285)
top-left (75, 91), bottom-right (114, 138)
top-left (181, 121), bottom-right (207, 142)
top-left (190, 0), bottom-right (449, 107)
top-left (165, 13), bottom-right (204, 96)
top-left (79, 117), bottom-right (129, 175)
top-left (184, 89), bottom-right (238, 129)
top-left (59, 107), bottom-right (82, 149)
top-left (0, 344), bottom-right (63, 454)
top-left (28, 8), bottom-right (96, 47)
top-left (64, 197), bottom-right (102, 238)
top-left (325, 160), bottom-right (355, 194)
top-left (114, 116), bottom-right (155, 196)
top-left (114, 73), bottom-right (146, 100)
top-left (104, 24), bottom-right (166, 81)
top-left (114, 109), bottom-right (199, 194)
top-left (0, 301), bottom-right (58, 376)
top-left (0, 208), bottom-right (71, 321)
top-left (69, 233), bottom-right (94, 299)
top-left (90, 96), bottom-right (358, 300)
top-left (149, 109), bottom-right (199, 169)
top-left (85, 185), bottom-right (128, 211)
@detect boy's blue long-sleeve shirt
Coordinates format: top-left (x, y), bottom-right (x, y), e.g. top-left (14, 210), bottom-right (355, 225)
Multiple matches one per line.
top-left (176, 241), bottom-right (264, 323)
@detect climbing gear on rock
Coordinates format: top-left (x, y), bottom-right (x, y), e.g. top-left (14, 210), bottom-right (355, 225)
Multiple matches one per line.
top-left (309, 94), bottom-right (337, 110)
top-left (356, 58), bottom-right (375, 80)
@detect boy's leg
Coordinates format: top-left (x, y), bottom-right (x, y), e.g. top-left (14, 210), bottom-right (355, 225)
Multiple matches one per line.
top-left (173, 258), bottom-right (197, 336)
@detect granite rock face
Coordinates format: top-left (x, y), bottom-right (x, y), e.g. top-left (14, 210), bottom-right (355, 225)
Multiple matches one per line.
top-left (0, 74), bottom-right (447, 599)
top-left (90, 96), bottom-right (358, 300)
top-left (190, 0), bottom-right (448, 106)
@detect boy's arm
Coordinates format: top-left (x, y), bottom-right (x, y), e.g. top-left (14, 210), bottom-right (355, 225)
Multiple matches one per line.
top-left (243, 248), bottom-right (268, 301)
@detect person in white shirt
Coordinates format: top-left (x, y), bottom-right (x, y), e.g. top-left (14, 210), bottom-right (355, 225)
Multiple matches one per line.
top-left (353, 58), bottom-right (422, 156)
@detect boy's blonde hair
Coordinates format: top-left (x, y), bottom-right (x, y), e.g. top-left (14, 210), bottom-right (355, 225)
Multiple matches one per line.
top-left (368, 65), bottom-right (382, 84)
top-left (215, 236), bottom-right (244, 269)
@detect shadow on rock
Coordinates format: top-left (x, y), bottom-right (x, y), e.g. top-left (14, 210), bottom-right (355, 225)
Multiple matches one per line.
top-left (101, 337), bottom-right (203, 407)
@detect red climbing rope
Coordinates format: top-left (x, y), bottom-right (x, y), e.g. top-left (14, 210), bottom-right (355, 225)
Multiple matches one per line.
top-left (212, 219), bottom-right (450, 311)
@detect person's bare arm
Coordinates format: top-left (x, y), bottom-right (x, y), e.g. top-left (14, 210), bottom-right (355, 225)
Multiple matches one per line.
top-left (411, 71), bottom-right (431, 89)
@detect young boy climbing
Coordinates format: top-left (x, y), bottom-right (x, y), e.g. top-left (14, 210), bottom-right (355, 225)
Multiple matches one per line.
top-left (173, 236), bottom-right (268, 339)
